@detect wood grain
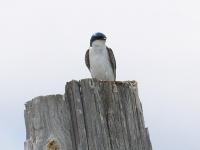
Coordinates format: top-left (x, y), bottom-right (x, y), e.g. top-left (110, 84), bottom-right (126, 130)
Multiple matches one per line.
top-left (24, 79), bottom-right (152, 150)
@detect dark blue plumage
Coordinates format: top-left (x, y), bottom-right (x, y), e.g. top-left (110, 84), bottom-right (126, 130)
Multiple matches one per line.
top-left (90, 32), bottom-right (107, 47)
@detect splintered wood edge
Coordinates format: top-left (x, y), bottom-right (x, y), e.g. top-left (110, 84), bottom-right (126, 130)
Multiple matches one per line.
top-left (78, 79), bottom-right (138, 93)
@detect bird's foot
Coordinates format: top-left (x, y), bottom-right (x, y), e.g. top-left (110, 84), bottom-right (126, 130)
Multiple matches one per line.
top-left (91, 78), bottom-right (99, 85)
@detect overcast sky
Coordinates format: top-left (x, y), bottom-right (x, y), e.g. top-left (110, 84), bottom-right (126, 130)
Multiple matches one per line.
top-left (0, 1), bottom-right (200, 149)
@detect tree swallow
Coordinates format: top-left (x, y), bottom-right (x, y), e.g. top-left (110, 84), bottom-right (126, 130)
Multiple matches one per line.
top-left (85, 32), bottom-right (116, 81)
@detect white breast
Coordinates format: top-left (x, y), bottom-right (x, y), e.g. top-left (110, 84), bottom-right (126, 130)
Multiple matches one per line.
top-left (89, 41), bottom-right (114, 81)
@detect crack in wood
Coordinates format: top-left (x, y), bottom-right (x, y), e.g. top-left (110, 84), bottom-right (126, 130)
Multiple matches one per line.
top-left (24, 79), bottom-right (152, 150)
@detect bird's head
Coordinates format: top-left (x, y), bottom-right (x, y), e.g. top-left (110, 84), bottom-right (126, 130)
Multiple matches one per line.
top-left (90, 32), bottom-right (107, 47)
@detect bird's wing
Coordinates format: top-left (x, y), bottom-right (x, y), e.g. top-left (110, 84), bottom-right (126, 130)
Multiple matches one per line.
top-left (107, 47), bottom-right (116, 80)
top-left (85, 49), bottom-right (90, 70)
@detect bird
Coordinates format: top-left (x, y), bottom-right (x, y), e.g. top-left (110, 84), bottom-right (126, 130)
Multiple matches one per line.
top-left (85, 32), bottom-right (116, 81)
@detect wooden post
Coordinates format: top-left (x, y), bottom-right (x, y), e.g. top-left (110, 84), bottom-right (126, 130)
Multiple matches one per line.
top-left (24, 79), bottom-right (152, 150)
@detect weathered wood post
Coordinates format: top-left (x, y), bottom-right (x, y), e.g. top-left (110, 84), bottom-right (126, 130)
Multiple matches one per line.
top-left (24, 79), bottom-right (152, 150)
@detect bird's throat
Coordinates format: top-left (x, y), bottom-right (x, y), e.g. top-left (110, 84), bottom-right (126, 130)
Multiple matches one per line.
top-left (91, 40), bottom-right (106, 48)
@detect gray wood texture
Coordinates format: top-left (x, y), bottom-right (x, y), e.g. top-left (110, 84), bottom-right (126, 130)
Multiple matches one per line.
top-left (24, 79), bottom-right (152, 150)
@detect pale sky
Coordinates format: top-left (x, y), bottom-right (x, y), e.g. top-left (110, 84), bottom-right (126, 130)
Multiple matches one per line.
top-left (0, 1), bottom-right (200, 149)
